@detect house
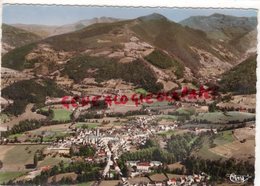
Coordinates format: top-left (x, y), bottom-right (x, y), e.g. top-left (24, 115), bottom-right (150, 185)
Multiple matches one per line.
top-left (167, 178), bottom-right (177, 186)
top-left (97, 149), bottom-right (106, 157)
top-left (126, 161), bottom-right (139, 167)
top-left (136, 162), bottom-right (151, 172)
top-left (150, 161), bottom-right (162, 167)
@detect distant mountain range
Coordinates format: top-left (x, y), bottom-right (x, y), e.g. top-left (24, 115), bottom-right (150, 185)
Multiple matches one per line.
top-left (2, 13), bottom-right (257, 94)
top-left (180, 13), bottom-right (257, 55)
top-left (180, 13), bottom-right (257, 41)
top-left (11, 17), bottom-right (121, 38)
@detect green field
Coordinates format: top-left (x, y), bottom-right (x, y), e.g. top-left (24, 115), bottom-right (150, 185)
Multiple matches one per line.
top-left (192, 111), bottom-right (255, 124)
top-left (42, 132), bottom-right (69, 142)
top-left (135, 88), bottom-right (147, 95)
top-left (52, 109), bottom-right (72, 121)
top-left (176, 108), bottom-right (195, 115)
top-left (144, 101), bottom-right (169, 107)
top-left (0, 171), bottom-right (26, 184)
top-left (159, 115), bottom-right (178, 120)
top-left (213, 130), bottom-right (234, 145)
top-left (195, 136), bottom-right (224, 160)
top-left (158, 130), bottom-right (176, 137)
top-left (7, 133), bottom-right (23, 140)
top-left (76, 122), bottom-right (99, 129)
top-left (38, 156), bottom-right (70, 168)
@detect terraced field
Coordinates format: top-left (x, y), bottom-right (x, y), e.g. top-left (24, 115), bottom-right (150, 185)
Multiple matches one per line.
top-left (192, 111), bottom-right (255, 123)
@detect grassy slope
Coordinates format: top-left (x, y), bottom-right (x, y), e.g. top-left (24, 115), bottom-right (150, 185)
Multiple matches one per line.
top-left (220, 55), bottom-right (256, 94)
top-left (192, 111), bottom-right (255, 124)
top-left (3, 145), bottom-right (47, 167)
top-left (0, 172), bottom-right (26, 184)
top-left (2, 24), bottom-right (41, 48)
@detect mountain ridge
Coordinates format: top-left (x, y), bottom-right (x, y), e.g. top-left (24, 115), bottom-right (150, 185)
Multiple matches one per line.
top-left (11, 17), bottom-right (121, 38)
top-left (180, 13), bottom-right (257, 41)
top-left (2, 13), bottom-right (257, 94)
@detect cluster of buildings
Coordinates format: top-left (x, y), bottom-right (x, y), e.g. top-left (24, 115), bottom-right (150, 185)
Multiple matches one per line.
top-left (122, 172), bottom-right (210, 186)
top-left (127, 161), bottom-right (163, 176)
top-left (46, 115), bottom-right (179, 179)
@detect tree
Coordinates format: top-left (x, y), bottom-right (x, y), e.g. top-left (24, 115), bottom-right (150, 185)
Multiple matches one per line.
top-left (208, 102), bottom-right (217, 112)
top-left (34, 153), bottom-right (38, 167)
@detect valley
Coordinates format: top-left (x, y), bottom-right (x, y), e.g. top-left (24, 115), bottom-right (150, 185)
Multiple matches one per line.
top-left (0, 7), bottom-right (257, 186)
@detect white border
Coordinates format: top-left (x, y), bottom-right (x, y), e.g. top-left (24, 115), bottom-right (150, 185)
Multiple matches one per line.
top-left (0, 0), bottom-right (259, 185)
top-left (1, 0), bottom-right (260, 9)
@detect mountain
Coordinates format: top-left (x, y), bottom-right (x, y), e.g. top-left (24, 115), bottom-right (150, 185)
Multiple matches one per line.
top-left (2, 13), bottom-right (256, 93)
top-left (219, 55), bottom-right (257, 95)
top-left (12, 17), bottom-right (121, 38)
top-left (229, 28), bottom-right (257, 54)
top-left (180, 13), bottom-right (257, 41)
top-left (2, 24), bottom-right (42, 54)
top-left (10, 24), bottom-right (57, 38)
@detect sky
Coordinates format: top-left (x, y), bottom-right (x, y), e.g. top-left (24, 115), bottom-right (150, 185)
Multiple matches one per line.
top-left (2, 4), bottom-right (258, 26)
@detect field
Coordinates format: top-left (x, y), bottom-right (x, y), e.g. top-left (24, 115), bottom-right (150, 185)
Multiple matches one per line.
top-left (99, 180), bottom-right (121, 186)
top-left (52, 109), bottom-right (72, 121)
top-left (194, 136), bottom-right (225, 160)
top-left (143, 101), bottom-right (169, 107)
top-left (75, 122), bottom-right (99, 129)
top-left (38, 156), bottom-right (71, 168)
top-left (0, 171), bottom-right (26, 184)
top-left (1, 145), bottom-right (47, 171)
top-left (29, 123), bottom-right (70, 133)
top-left (192, 111), bottom-right (255, 123)
top-left (14, 123), bottom-right (72, 142)
top-left (159, 115), bottom-right (178, 120)
top-left (194, 127), bottom-right (255, 162)
top-left (214, 130), bottom-right (234, 145)
top-left (47, 172), bottom-right (78, 183)
top-left (76, 181), bottom-right (94, 186)
top-left (210, 140), bottom-right (255, 161)
top-left (157, 130), bottom-right (176, 137)
top-left (210, 128), bottom-right (255, 162)
top-left (176, 108), bottom-right (195, 115)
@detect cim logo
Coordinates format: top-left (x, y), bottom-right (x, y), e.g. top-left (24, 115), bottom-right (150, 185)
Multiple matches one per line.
top-left (227, 173), bottom-right (252, 184)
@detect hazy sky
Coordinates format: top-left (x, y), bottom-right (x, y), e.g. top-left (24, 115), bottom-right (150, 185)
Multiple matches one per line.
top-left (3, 4), bottom-right (257, 26)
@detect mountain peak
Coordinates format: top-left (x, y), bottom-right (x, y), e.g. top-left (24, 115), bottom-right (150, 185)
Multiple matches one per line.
top-left (138, 13), bottom-right (167, 21)
top-left (210, 13), bottom-right (226, 18)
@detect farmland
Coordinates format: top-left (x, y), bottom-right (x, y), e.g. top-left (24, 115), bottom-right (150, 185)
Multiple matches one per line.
top-left (1, 145), bottom-right (47, 171)
top-left (0, 171), bottom-right (26, 184)
top-left (192, 111), bottom-right (255, 123)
